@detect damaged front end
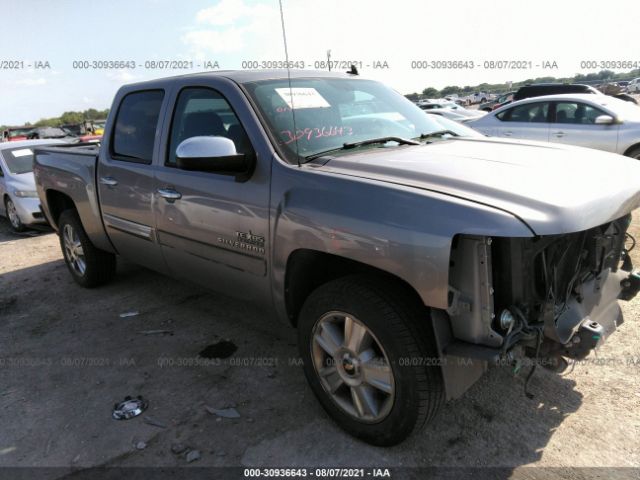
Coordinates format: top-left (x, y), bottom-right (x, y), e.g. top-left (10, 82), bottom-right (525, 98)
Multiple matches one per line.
top-left (443, 214), bottom-right (639, 396)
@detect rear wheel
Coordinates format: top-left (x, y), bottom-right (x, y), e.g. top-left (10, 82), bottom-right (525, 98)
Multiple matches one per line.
top-left (58, 209), bottom-right (116, 287)
top-left (5, 197), bottom-right (25, 232)
top-left (298, 275), bottom-right (444, 445)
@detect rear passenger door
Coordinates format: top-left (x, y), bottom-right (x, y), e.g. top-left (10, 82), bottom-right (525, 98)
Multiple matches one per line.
top-left (153, 81), bottom-right (271, 304)
top-left (493, 101), bottom-right (551, 142)
top-left (98, 89), bottom-right (170, 273)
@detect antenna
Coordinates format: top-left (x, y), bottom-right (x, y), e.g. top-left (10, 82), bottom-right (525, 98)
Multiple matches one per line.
top-left (278, 0), bottom-right (301, 167)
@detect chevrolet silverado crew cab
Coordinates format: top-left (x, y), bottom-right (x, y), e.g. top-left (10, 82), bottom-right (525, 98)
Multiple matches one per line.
top-left (34, 70), bottom-right (640, 445)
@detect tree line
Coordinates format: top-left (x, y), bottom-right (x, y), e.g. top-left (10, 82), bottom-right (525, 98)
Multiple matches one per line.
top-left (405, 69), bottom-right (640, 101)
top-left (1, 108), bottom-right (110, 131)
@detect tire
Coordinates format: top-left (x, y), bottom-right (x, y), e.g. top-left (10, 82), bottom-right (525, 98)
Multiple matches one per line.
top-left (626, 146), bottom-right (640, 160)
top-left (298, 275), bottom-right (444, 445)
top-left (58, 209), bottom-right (116, 287)
top-left (5, 197), bottom-right (26, 232)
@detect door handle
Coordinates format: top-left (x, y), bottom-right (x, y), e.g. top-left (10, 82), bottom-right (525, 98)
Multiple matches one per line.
top-left (157, 188), bottom-right (182, 202)
top-left (554, 131), bottom-right (565, 138)
top-left (99, 176), bottom-right (118, 187)
top-left (503, 131), bottom-right (513, 137)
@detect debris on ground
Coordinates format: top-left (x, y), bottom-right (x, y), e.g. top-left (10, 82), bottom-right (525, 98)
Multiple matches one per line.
top-left (185, 449), bottom-right (201, 463)
top-left (143, 416), bottom-right (168, 428)
top-left (198, 340), bottom-right (237, 359)
top-left (138, 330), bottom-right (174, 336)
top-left (205, 406), bottom-right (240, 418)
top-left (135, 441), bottom-right (147, 450)
top-left (112, 396), bottom-right (149, 420)
top-left (171, 443), bottom-right (188, 455)
top-left (119, 311), bottom-right (140, 318)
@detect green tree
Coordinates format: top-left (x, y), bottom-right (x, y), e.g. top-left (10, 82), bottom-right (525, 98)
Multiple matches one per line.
top-left (421, 87), bottom-right (439, 98)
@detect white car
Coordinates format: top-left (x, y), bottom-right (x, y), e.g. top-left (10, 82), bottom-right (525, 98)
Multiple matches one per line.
top-left (628, 78), bottom-right (640, 93)
top-left (0, 140), bottom-right (64, 231)
top-left (467, 93), bottom-right (640, 159)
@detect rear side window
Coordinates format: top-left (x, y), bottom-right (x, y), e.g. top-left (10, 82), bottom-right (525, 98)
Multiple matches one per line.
top-left (112, 90), bottom-right (164, 164)
top-left (496, 102), bottom-right (549, 122)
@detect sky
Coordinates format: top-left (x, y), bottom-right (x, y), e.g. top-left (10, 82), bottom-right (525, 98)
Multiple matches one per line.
top-left (1, 0), bottom-right (639, 125)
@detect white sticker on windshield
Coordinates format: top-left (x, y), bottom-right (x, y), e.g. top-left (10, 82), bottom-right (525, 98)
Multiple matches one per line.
top-left (12, 148), bottom-right (33, 157)
top-left (275, 88), bottom-right (330, 109)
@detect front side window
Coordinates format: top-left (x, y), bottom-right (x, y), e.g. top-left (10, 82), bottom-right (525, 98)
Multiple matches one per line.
top-left (167, 87), bottom-right (253, 167)
top-left (243, 78), bottom-right (480, 163)
top-left (497, 102), bottom-right (549, 123)
top-left (554, 102), bottom-right (606, 124)
top-left (112, 90), bottom-right (164, 163)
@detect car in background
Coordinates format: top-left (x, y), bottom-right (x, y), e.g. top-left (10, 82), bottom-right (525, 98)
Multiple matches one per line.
top-left (513, 82), bottom-right (637, 104)
top-left (479, 91), bottom-right (516, 112)
top-left (418, 101), bottom-right (486, 121)
top-left (0, 140), bottom-right (65, 231)
top-left (26, 127), bottom-right (78, 142)
top-left (628, 78), bottom-right (640, 93)
top-left (513, 83), bottom-right (601, 102)
top-left (424, 109), bottom-right (470, 123)
top-left (467, 94), bottom-right (640, 159)
top-left (2, 126), bottom-right (37, 142)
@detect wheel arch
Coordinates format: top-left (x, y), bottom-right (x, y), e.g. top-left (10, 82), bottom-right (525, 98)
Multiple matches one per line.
top-left (45, 189), bottom-right (76, 228)
top-left (623, 142), bottom-right (640, 158)
top-left (284, 249), bottom-right (427, 327)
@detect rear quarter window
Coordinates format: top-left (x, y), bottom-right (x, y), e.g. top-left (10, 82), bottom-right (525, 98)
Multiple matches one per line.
top-left (111, 90), bottom-right (164, 164)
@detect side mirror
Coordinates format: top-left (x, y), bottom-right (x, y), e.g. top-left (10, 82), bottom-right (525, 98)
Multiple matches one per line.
top-left (594, 115), bottom-right (615, 125)
top-left (176, 136), bottom-right (254, 181)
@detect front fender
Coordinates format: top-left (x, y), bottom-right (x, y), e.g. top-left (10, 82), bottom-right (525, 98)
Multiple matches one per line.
top-left (269, 163), bottom-right (533, 321)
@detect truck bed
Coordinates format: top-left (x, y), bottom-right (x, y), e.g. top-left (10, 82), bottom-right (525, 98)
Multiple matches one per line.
top-left (33, 142), bottom-right (114, 253)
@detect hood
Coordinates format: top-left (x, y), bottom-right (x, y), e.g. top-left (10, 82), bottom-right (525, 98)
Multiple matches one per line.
top-left (315, 137), bottom-right (640, 235)
top-left (6, 171), bottom-right (37, 191)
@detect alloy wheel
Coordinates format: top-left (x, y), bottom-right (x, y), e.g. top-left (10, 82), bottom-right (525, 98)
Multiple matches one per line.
top-left (310, 311), bottom-right (395, 423)
top-left (63, 223), bottom-right (86, 276)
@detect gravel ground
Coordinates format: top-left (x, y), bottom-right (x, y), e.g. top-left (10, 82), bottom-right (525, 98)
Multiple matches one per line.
top-left (0, 211), bottom-right (639, 479)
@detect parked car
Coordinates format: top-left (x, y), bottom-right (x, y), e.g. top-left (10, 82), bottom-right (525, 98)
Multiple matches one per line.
top-left (424, 109), bottom-right (470, 122)
top-left (0, 140), bottom-right (64, 231)
top-left (33, 71), bottom-right (640, 446)
top-left (2, 126), bottom-right (36, 142)
top-left (26, 126), bottom-right (78, 142)
top-left (627, 78), bottom-right (640, 93)
top-left (479, 91), bottom-right (516, 112)
top-left (513, 83), bottom-right (601, 102)
top-left (515, 82), bottom-right (638, 105)
top-left (468, 93), bottom-right (640, 158)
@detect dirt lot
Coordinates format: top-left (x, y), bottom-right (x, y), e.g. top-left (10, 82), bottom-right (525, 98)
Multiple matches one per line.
top-left (1, 214), bottom-right (639, 479)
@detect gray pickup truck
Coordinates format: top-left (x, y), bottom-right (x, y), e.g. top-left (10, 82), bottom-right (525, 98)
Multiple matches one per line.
top-left (34, 70), bottom-right (640, 445)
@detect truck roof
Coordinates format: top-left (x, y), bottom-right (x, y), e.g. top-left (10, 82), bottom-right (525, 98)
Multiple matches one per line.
top-left (122, 69), bottom-right (358, 89)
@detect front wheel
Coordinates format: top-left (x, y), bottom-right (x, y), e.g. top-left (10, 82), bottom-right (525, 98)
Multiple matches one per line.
top-left (5, 197), bottom-right (25, 232)
top-left (626, 146), bottom-right (640, 160)
top-left (58, 209), bottom-right (116, 287)
top-left (298, 276), bottom-right (444, 445)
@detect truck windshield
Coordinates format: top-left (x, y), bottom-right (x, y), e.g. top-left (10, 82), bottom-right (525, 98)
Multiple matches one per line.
top-left (244, 77), bottom-right (480, 163)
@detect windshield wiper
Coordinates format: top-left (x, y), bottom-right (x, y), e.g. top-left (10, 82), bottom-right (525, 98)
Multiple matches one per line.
top-left (304, 136), bottom-right (419, 161)
top-left (417, 130), bottom-right (460, 141)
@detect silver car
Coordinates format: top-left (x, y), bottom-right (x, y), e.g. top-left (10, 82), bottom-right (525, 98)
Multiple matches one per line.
top-left (468, 93), bottom-right (640, 159)
top-left (0, 140), bottom-right (64, 231)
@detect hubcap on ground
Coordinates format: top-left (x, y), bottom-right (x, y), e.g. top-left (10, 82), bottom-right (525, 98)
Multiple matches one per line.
top-left (311, 311), bottom-right (395, 423)
top-left (63, 224), bottom-right (86, 275)
top-left (7, 200), bottom-right (20, 229)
